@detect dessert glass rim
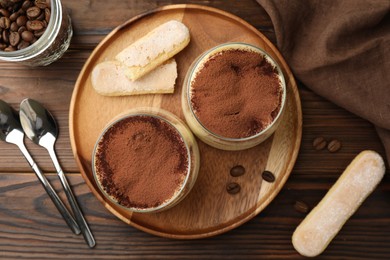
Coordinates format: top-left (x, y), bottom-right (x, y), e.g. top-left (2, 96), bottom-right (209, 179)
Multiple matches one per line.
top-left (0, 0), bottom-right (61, 60)
top-left (186, 42), bottom-right (287, 142)
top-left (92, 110), bottom-right (193, 213)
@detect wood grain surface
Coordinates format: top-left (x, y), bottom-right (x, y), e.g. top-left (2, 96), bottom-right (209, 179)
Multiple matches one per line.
top-left (0, 0), bottom-right (389, 259)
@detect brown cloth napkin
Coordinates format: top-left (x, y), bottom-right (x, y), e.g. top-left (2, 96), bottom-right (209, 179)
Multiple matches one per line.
top-left (257, 0), bottom-right (390, 164)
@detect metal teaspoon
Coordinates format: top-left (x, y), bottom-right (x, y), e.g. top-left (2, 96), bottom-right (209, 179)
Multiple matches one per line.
top-left (0, 100), bottom-right (81, 235)
top-left (19, 98), bottom-right (96, 248)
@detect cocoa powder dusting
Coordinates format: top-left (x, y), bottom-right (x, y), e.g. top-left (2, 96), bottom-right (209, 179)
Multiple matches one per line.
top-left (190, 49), bottom-right (283, 138)
top-left (95, 116), bottom-right (188, 209)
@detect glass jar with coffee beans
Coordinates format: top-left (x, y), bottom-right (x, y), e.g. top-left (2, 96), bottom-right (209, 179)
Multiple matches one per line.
top-left (0, 0), bottom-right (72, 66)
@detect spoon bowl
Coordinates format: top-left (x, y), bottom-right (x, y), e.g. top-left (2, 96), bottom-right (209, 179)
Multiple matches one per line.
top-left (19, 99), bottom-right (57, 148)
top-left (0, 100), bottom-right (23, 143)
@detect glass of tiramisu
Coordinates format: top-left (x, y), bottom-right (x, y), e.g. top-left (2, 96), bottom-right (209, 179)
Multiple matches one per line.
top-left (182, 42), bottom-right (286, 151)
top-left (92, 108), bottom-right (200, 213)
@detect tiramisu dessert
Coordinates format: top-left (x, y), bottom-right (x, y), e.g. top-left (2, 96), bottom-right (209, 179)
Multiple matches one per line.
top-left (93, 109), bottom-right (199, 212)
top-left (182, 43), bottom-right (286, 150)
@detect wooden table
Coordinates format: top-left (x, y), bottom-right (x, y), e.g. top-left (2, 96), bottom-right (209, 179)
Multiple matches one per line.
top-left (0, 0), bottom-right (388, 259)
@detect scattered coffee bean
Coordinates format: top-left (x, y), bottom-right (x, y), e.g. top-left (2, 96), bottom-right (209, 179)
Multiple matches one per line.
top-left (327, 139), bottom-right (342, 153)
top-left (226, 182), bottom-right (241, 195)
top-left (9, 31), bottom-right (20, 46)
top-left (262, 170), bottom-right (275, 182)
top-left (294, 200), bottom-right (310, 214)
top-left (313, 136), bottom-right (327, 150)
top-left (230, 165), bottom-right (245, 177)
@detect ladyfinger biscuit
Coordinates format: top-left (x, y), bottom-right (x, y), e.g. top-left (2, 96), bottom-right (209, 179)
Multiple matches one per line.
top-left (115, 20), bottom-right (190, 81)
top-left (91, 59), bottom-right (177, 96)
top-left (292, 150), bottom-right (385, 257)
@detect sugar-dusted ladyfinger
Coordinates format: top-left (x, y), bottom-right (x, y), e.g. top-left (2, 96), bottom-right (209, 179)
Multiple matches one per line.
top-left (292, 150), bottom-right (386, 257)
top-left (91, 59), bottom-right (177, 96)
top-left (115, 20), bottom-right (190, 81)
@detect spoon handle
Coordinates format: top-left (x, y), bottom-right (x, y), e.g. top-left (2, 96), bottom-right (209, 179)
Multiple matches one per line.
top-left (16, 142), bottom-right (81, 235)
top-left (48, 147), bottom-right (96, 248)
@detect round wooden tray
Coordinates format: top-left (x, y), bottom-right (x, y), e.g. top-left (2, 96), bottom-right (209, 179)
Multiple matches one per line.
top-left (69, 4), bottom-right (302, 239)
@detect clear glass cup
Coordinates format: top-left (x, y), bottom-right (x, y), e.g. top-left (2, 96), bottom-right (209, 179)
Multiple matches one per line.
top-left (92, 107), bottom-right (200, 213)
top-left (182, 42), bottom-right (286, 151)
top-left (0, 0), bottom-right (72, 66)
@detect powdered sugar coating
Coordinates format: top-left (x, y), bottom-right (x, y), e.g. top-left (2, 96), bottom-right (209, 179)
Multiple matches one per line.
top-left (116, 20), bottom-right (190, 67)
top-left (292, 151), bottom-right (386, 257)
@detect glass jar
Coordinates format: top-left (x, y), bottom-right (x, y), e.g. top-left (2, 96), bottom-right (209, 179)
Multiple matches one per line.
top-left (182, 42), bottom-right (287, 151)
top-left (0, 0), bottom-right (72, 66)
top-left (92, 107), bottom-right (200, 213)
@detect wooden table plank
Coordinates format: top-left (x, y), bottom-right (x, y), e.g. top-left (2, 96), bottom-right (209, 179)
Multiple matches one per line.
top-left (0, 173), bottom-right (388, 259)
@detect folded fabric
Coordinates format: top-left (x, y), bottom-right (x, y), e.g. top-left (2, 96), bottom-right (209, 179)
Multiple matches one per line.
top-left (257, 0), bottom-right (390, 164)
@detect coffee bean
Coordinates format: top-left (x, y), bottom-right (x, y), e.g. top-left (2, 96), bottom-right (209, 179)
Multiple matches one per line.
top-left (17, 39), bottom-right (29, 49)
top-left (262, 170), bottom-right (275, 182)
top-left (26, 19), bottom-right (43, 30)
top-left (22, 0), bottom-right (33, 11)
top-left (16, 15), bottom-right (27, 26)
top-left (294, 200), bottom-right (310, 214)
top-left (44, 7), bottom-right (49, 22)
top-left (36, 10), bottom-right (44, 20)
top-left (0, 42), bottom-right (6, 50)
top-left (17, 7), bottom-right (26, 15)
top-left (35, 0), bottom-right (47, 9)
top-left (10, 21), bottom-right (18, 31)
top-left (0, 8), bottom-right (10, 17)
top-left (33, 28), bottom-right (44, 37)
top-left (226, 182), bottom-right (241, 195)
top-left (2, 29), bottom-right (9, 43)
top-left (0, 16), bottom-right (11, 29)
top-left (9, 31), bottom-right (20, 46)
top-left (26, 6), bottom-right (40, 19)
top-left (327, 139), bottom-right (342, 153)
top-left (21, 30), bottom-right (33, 41)
top-left (4, 45), bottom-right (16, 51)
top-left (9, 11), bottom-right (18, 21)
top-left (230, 165), bottom-right (245, 177)
top-left (313, 136), bottom-right (327, 150)
top-left (17, 25), bottom-right (26, 34)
